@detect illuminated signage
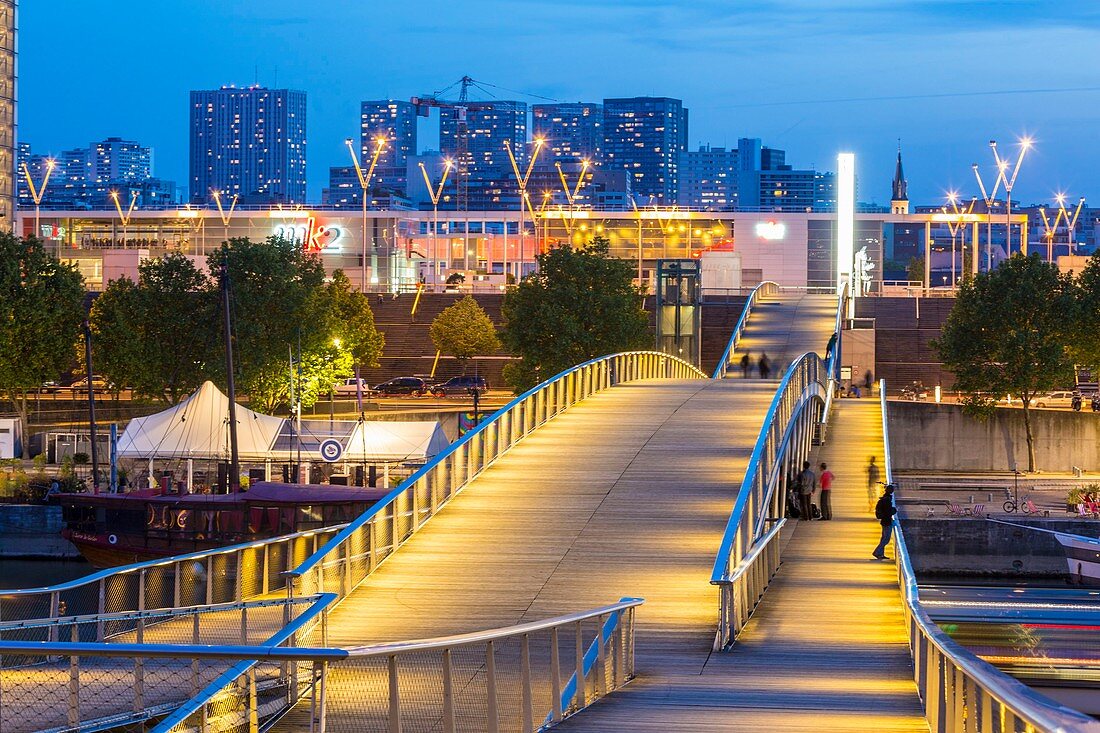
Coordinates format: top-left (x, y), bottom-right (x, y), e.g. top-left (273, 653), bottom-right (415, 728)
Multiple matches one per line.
top-left (40, 224), bottom-right (66, 240)
top-left (273, 217), bottom-right (343, 253)
top-left (754, 221), bottom-right (786, 240)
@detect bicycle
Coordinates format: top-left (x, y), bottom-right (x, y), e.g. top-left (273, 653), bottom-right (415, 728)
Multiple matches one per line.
top-left (1002, 495), bottom-right (1037, 514)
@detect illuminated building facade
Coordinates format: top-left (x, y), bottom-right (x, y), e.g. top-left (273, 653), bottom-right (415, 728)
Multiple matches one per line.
top-left (602, 97), bottom-right (688, 204)
top-left (189, 86), bottom-right (307, 205)
top-left (532, 102), bottom-right (603, 169)
top-left (360, 99), bottom-right (417, 193)
top-left (0, 1), bottom-right (13, 226)
top-left (679, 145), bottom-right (738, 210)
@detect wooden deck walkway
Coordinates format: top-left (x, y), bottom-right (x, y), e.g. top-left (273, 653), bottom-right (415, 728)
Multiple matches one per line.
top-left (273, 294), bottom-right (926, 730)
top-left (555, 399), bottom-right (928, 731)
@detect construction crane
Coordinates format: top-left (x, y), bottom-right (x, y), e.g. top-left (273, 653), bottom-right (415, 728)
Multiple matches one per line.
top-left (412, 76), bottom-right (557, 213)
top-left (412, 77), bottom-right (493, 213)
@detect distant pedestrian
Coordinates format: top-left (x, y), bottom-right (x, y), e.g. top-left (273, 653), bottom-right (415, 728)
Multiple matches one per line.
top-left (759, 352), bottom-right (771, 380)
top-left (864, 369), bottom-right (874, 394)
top-left (872, 485), bottom-right (897, 560)
top-left (798, 461), bottom-right (816, 521)
top-left (866, 456), bottom-right (880, 512)
top-left (740, 352), bottom-right (751, 378)
top-left (818, 462), bottom-right (834, 520)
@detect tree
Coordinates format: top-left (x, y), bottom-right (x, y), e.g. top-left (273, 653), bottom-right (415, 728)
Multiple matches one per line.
top-left (1068, 252), bottom-right (1100, 374)
top-left (209, 237), bottom-right (328, 410)
top-left (90, 253), bottom-right (213, 403)
top-left (324, 270), bottom-right (384, 372)
top-left (0, 235), bottom-right (86, 456)
top-left (933, 254), bottom-right (1076, 472)
top-left (430, 296), bottom-right (500, 374)
top-left (501, 237), bottom-right (649, 392)
top-left (907, 256), bottom-right (924, 284)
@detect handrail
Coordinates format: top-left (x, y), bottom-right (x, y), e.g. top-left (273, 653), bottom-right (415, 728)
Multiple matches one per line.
top-left (711, 280), bottom-right (780, 379)
top-left (709, 351), bottom-right (828, 648)
top-left (818, 278), bottom-right (848, 440)
top-left (710, 352), bottom-right (827, 583)
top-left (341, 597), bottom-right (644, 657)
top-left (285, 350), bottom-right (705, 595)
top-left (881, 383), bottom-right (1100, 733)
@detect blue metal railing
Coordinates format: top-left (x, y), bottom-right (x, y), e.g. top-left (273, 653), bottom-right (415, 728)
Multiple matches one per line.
top-left (710, 280), bottom-right (780, 379)
top-left (285, 351), bottom-right (706, 598)
top-left (709, 351), bottom-right (828, 648)
top-left (881, 384), bottom-right (1100, 733)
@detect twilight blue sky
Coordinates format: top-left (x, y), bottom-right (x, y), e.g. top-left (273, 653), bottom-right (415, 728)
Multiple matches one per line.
top-left (21, 1), bottom-right (1100, 205)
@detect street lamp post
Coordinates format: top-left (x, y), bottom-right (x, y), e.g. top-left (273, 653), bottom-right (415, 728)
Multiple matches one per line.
top-left (211, 189), bottom-right (239, 250)
top-left (346, 136), bottom-right (387, 293)
top-left (990, 137), bottom-right (1031, 257)
top-left (972, 162), bottom-right (1004, 272)
top-left (108, 190), bottom-right (138, 247)
top-left (1056, 194), bottom-right (1087, 257)
top-left (21, 158), bottom-right (56, 241)
top-left (418, 159), bottom-right (454, 290)
top-left (1038, 206), bottom-right (1062, 263)
top-left (505, 138), bottom-right (545, 282)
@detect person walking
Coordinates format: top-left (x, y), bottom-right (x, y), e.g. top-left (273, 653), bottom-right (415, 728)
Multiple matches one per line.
top-left (758, 352), bottom-right (771, 379)
top-left (872, 485), bottom-right (897, 559)
top-left (866, 456), bottom-right (880, 512)
top-left (818, 462), bottom-right (834, 520)
top-left (740, 352), bottom-right (751, 378)
top-left (798, 460), bottom-right (817, 521)
top-left (864, 368), bottom-right (874, 395)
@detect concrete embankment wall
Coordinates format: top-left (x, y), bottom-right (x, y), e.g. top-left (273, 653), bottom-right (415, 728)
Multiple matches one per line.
top-left (888, 401), bottom-right (1100, 473)
top-left (0, 505), bottom-right (79, 558)
top-left (901, 517), bottom-right (1097, 579)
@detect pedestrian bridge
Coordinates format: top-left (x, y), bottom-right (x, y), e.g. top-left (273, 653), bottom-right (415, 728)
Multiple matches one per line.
top-left (2, 284), bottom-right (1096, 733)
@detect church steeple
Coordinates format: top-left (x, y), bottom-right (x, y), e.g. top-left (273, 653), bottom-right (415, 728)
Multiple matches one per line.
top-left (891, 141), bottom-right (909, 214)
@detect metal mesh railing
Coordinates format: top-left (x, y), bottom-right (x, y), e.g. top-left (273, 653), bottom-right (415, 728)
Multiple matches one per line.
top-left (0, 593), bottom-right (333, 733)
top-left (881, 384), bottom-right (1100, 733)
top-left (710, 352), bottom-right (829, 649)
top-left (711, 280), bottom-right (780, 379)
top-left (286, 352), bottom-right (706, 603)
top-left (167, 598), bottom-right (641, 733)
top-left (0, 527), bottom-right (346, 629)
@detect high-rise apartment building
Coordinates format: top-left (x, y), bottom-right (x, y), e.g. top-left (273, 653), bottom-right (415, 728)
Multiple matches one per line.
top-left (532, 103), bottom-right (602, 169)
top-left (189, 86), bottom-right (307, 205)
top-left (360, 100), bottom-right (417, 193)
top-left (0, 1), bottom-right (14, 225)
top-left (88, 137), bottom-right (151, 184)
top-left (439, 102), bottom-right (527, 210)
top-left (679, 145), bottom-right (738, 210)
top-left (602, 97), bottom-right (688, 203)
top-left (18, 137), bottom-right (175, 209)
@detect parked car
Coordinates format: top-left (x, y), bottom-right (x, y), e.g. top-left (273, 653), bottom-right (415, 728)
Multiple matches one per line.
top-left (1034, 391), bottom-right (1077, 409)
top-left (429, 375), bottom-right (488, 398)
top-left (372, 377), bottom-right (428, 396)
top-left (68, 375), bottom-right (111, 393)
top-left (40, 380), bottom-right (62, 394)
top-left (334, 377), bottom-right (371, 396)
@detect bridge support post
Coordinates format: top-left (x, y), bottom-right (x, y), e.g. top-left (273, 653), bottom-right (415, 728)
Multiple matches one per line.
top-left (486, 640), bottom-right (500, 733)
top-left (442, 649), bottom-right (456, 733)
top-left (574, 621), bottom-right (586, 710)
top-left (387, 654), bottom-right (401, 733)
top-left (550, 627), bottom-right (563, 722)
top-left (520, 634), bottom-right (533, 733)
top-left (68, 625), bottom-right (79, 728)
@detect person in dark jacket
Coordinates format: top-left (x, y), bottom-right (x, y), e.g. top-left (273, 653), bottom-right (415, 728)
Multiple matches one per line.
top-left (872, 485), bottom-right (897, 559)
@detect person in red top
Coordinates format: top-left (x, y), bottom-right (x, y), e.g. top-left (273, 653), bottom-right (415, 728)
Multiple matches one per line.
top-left (818, 462), bottom-right (835, 520)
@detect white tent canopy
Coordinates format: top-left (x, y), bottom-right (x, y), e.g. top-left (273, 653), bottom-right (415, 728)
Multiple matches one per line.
top-left (116, 382), bottom-right (450, 464)
top-left (117, 381), bottom-right (284, 460)
top-left (343, 421), bottom-right (449, 463)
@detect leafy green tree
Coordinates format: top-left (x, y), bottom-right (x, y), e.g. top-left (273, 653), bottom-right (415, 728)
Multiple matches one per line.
top-left (249, 342), bottom-right (353, 412)
top-left (907, 256), bottom-right (924, 284)
top-left (209, 237), bottom-right (328, 409)
top-left (324, 270), bottom-right (384, 372)
top-left (1069, 252), bottom-right (1100, 374)
top-left (501, 237), bottom-right (649, 392)
top-left (934, 254), bottom-right (1076, 472)
top-left (430, 295), bottom-right (500, 374)
top-left (0, 235), bottom-right (86, 455)
top-left (90, 253), bottom-right (213, 403)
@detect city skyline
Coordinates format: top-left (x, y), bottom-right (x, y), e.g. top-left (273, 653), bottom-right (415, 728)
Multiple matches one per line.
top-left (20, 1), bottom-right (1100, 206)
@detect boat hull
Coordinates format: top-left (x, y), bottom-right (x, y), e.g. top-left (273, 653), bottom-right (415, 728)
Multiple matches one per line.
top-left (1056, 533), bottom-right (1100, 586)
